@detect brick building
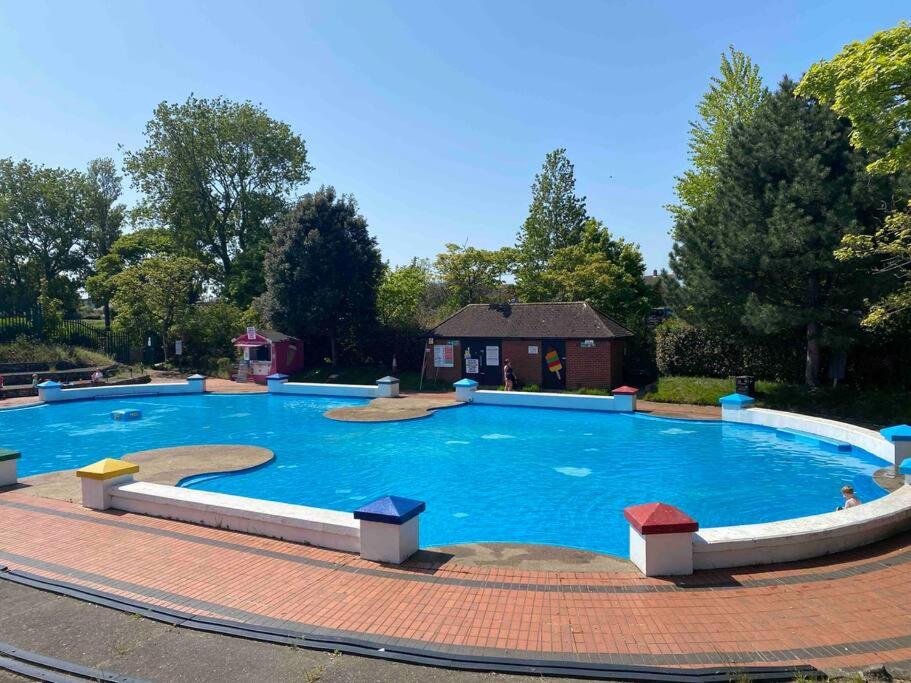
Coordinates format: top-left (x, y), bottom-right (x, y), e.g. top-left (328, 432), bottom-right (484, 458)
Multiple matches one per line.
top-left (424, 302), bottom-right (632, 391)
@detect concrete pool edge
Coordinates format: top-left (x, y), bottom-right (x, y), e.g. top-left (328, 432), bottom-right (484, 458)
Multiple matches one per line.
top-left (626, 399), bottom-right (911, 576)
top-left (5, 386), bottom-right (910, 576)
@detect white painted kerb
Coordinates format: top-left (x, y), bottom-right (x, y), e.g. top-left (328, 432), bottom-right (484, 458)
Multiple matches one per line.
top-left (269, 382), bottom-right (378, 398)
top-left (472, 390), bottom-right (631, 412)
top-left (39, 380), bottom-right (206, 403)
top-left (694, 486), bottom-right (911, 569)
top-left (109, 482), bottom-right (361, 553)
top-left (723, 406), bottom-right (894, 463)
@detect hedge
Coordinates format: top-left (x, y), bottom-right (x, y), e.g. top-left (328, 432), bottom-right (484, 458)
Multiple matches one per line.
top-left (655, 320), bottom-right (804, 382)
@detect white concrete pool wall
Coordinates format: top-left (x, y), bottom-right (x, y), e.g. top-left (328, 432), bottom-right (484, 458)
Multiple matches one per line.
top-left (37, 375), bottom-right (207, 402)
top-left (628, 394), bottom-right (911, 576)
top-left (265, 373), bottom-right (400, 399)
top-left (75, 461), bottom-right (424, 564)
top-left (452, 379), bottom-right (636, 411)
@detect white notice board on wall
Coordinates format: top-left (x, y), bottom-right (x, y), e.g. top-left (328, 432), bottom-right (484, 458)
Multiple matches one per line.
top-left (434, 344), bottom-right (454, 368)
top-left (465, 358), bottom-right (479, 374)
top-left (486, 345), bottom-right (499, 366)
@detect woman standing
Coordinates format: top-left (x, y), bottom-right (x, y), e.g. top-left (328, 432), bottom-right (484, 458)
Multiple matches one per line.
top-left (503, 359), bottom-right (516, 391)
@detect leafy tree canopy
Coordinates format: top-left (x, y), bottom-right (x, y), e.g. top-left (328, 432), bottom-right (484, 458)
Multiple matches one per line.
top-left (377, 259), bottom-right (431, 329)
top-left (110, 256), bottom-right (208, 362)
top-left (669, 46), bottom-right (764, 219)
top-left (799, 22), bottom-right (911, 329)
top-left (0, 157), bottom-right (89, 313)
top-left (797, 22), bottom-right (911, 176)
top-left (258, 186), bottom-right (383, 365)
top-left (670, 78), bottom-right (895, 386)
top-left (433, 243), bottom-right (514, 310)
top-left (515, 148), bottom-right (587, 295)
top-left (124, 95), bottom-right (312, 306)
top-left (85, 227), bottom-right (179, 315)
top-left (527, 219), bottom-right (656, 333)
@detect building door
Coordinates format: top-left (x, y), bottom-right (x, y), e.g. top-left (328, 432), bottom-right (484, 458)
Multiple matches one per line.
top-left (461, 339), bottom-right (502, 386)
top-left (541, 340), bottom-right (566, 390)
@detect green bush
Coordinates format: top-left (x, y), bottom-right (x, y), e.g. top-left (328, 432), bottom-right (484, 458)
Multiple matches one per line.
top-left (655, 319), bottom-right (803, 382)
top-left (0, 336), bottom-right (114, 368)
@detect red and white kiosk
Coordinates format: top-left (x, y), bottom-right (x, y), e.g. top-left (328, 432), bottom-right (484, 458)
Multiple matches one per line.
top-left (232, 327), bottom-right (304, 383)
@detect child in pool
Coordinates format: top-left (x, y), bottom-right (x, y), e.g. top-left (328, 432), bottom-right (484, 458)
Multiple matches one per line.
top-left (837, 485), bottom-right (861, 511)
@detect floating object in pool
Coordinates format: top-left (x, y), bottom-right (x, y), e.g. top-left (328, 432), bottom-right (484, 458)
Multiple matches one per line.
top-left (111, 409), bottom-right (142, 421)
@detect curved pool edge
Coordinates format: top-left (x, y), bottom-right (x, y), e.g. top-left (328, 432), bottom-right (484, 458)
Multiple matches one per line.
top-left (674, 403), bottom-right (911, 572)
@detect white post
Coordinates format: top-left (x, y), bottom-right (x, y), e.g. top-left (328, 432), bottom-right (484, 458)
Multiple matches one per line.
top-left (76, 459), bottom-right (140, 511)
top-left (376, 376), bottom-right (400, 398)
top-left (266, 373), bottom-right (289, 393)
top-left (624, 502), bottom-right (697, 576)
top-left (719, 392), bottom-right (755, 421)
top-left (0, 449), bottom-right (20, 487)
top-left (187, 374), bottom-right (207, 393)
top-left (36, 380), bottom-right (63, 402)
top-left (611, 386), bottom-right (638, 411)
top-left (453, 378), bottom-right (478, 402)
top-left (354, 496), bottom-right (425, 564)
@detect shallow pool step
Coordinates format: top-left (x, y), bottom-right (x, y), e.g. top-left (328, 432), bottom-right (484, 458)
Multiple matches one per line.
top-left (775, 427), bottom-right (852, 452)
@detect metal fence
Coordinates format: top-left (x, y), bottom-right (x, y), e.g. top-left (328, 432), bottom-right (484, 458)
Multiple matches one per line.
top-left (0, 310), bottom-right (160, 364)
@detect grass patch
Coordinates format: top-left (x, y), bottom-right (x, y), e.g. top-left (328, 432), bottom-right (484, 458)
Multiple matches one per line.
top-left (644, 375), bottom-right (911, 428)
top-left (0, 339), bottom-right (114, 369)
top-left (290, 366), bottom-right (451, 392)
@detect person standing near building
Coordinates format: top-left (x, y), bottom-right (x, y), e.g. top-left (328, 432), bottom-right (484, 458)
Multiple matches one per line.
top-left (503, 359), bottom-right (516, 391)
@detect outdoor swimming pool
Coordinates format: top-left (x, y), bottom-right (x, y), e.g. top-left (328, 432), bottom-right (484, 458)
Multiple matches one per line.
top-left (1, 393), bottom-right (888, 557)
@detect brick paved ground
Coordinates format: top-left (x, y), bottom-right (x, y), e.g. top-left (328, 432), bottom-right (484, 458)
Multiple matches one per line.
top-left (1, 489), bottom-right (910, 673)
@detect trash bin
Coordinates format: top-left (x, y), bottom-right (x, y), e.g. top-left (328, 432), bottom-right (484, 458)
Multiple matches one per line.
top-left (735, 375), bottom-right (755, 397)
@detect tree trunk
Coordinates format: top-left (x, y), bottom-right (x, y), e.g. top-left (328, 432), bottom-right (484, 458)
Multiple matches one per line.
top-left (161, 328), bottom-right (170, 366)
top-left (329, 333), bottom-right (338, 367)
top-left (805, 321), bottom-right (821, 387)
top-left (103, 302), bottom-right (111, 330)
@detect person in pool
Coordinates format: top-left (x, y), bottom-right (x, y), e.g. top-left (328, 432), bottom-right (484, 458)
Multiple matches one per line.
top-left (503, 359), bottom-right (516, 391)
top-left (837, 485), bottom-right (861, 511)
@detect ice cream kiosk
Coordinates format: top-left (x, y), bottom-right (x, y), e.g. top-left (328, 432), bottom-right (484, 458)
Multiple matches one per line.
top-left (232, 328), bottom-right (304, 383)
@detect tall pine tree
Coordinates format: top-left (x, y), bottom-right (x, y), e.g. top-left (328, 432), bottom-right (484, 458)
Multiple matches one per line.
top-left (515, 149), bottom-right (587, 298)
top-left (670, 78), bottom-right (893, 386)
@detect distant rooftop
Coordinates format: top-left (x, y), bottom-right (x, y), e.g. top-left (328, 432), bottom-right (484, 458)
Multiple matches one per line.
top-left (428, 302), bottom-right (633, 340)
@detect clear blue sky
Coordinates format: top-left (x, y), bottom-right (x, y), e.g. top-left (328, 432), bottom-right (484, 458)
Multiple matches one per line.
top-left (0, 1), bottom-right (907, 272)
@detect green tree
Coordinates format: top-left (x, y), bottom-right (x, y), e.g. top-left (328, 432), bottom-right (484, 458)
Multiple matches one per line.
top-left (85, 227), bottom-right (178, 322)
top-left (0, 158), bottom-right (89, 313)
top-left (124, 96), bottom-right (312, 306)
top-left (84, 157), bottom-right (126, 327)
top-left (798, 22), bottom-right (911, 327)
top-left (258, 186), bottom-right (383, 365)
top-left (177, 299), bottom-right (247, 368)
top-left (670, 78), bottom-right (893, 386)
top-left (529, 219), bottom-right (655, 332)
top-left (797, 22), bottom-right (911, 176)
top-left (377, 259), bottom-right (431, 328)
top-left (515, 148), bottom-right (587, 296)
top-left (110, 256), bottom-right (207, 362)
top-left (434, 243), bottom-right (514, 309)
top-left (669, 46), bottom-right (764, 219)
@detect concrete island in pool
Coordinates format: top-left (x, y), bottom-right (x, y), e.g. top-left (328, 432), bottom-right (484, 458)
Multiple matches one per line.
top-left (3, 376), bottom-right (910, 575)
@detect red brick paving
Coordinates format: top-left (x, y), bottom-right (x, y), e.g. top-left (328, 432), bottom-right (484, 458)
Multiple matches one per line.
top-left (1, 490), bottom-right (910, 671)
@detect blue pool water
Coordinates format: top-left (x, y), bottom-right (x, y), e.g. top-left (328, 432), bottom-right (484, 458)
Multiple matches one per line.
top-left (0, 394), bottom-right (888, 557)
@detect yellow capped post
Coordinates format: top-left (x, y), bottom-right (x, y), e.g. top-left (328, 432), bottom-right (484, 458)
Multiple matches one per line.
top-left (76, 458), bottom-right (139, 509)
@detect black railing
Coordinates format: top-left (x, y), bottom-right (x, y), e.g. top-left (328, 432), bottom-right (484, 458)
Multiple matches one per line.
top-left (0, 310), bottom-right (160, 364)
